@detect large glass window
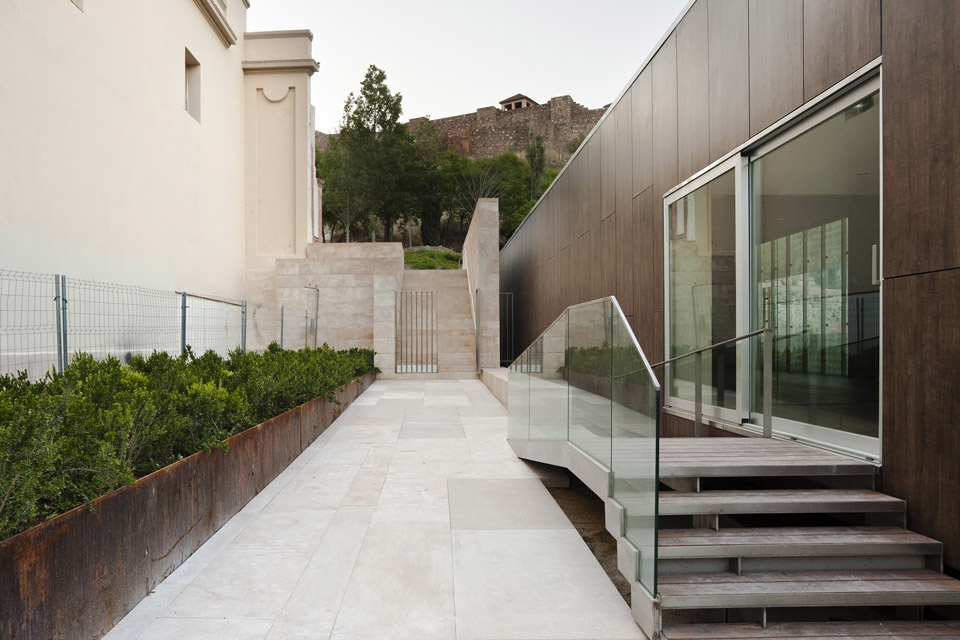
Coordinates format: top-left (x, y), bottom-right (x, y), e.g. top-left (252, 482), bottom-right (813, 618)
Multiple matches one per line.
top-left (751, 91), bottom-right (880, 439)
top-left (668, 168), bottom-right (737, 411)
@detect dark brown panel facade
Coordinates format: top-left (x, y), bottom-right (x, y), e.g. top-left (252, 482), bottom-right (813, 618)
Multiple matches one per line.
top-left (652, 32), bottom-right (679, 197)
top-left (616, 191), bottom-right (635, 317)
top-left (600, 115), bottom-right (616, 219)
top-left (708, 0), bottom-right (749, 162)
top-left (803, 0), bottom-right (880, 101)
top-left (601, 213), bottom-right (618, 299)
top-left (882, 0), bottom-right (960, 277)
top-left (615, 95), bottom-right (633, 224)
top-left (631, 69), bottom-right (654, 196)
top-left (884, 270), bottom-right (960, 571)
top-left (748, 0), bottom-right (803, 135)
top-left (676, 0), bottom-right (710, 180)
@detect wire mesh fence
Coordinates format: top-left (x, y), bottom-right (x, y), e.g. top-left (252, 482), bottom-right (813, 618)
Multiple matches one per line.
top-left (0, 269), bottom-right (319, 380)
top-left (0, 271), bottom-right (61, 379)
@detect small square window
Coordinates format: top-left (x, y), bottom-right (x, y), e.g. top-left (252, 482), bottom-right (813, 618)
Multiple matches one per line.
top-left (185, 48), bottom-right (201, 122)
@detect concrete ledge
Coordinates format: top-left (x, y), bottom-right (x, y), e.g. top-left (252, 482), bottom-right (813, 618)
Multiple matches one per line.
top-left (481, 367), bottom-right (508, 407)
top-left (507, 439), bottom-right (610, 500)
top-left (0, 374), bottom-right (375, 640)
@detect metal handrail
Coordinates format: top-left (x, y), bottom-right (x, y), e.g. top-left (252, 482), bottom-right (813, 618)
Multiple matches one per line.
top-left (646, 327), bottom-right (774, 439)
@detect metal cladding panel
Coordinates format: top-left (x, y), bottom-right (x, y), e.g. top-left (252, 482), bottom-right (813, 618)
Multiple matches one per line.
top-left (883, 272), bottom-right (960, 571)
top-left (882, 0), bottom-right (960, 277)
top-left (677, 0), bottom-right (710, 180)
top-left (803, 0), bottom-right (880, 101)
top-left (652, 32), bottom-right (679, 198)
top-left (708, 0), bottom-right (750, 162)
top-left (631, 68), bottom-right (654, 196)
top-left (748, 0), bottom-right (803, 135)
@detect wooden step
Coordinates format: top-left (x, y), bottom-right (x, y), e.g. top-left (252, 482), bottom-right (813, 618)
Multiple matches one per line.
top-left (658, 489), bottom-right (905, 517)
top-left (658, 569), bottom-right (960, 609)
top-left (662, 620), bottom-right (960, 639)
top-left (658, 439), bottom-right (877, 479)
top-left (658, 527), bottom-right (939, 560)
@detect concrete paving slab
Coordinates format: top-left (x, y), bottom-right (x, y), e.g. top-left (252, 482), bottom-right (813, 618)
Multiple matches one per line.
top-left (452, 529), bottom-right (644, 640)
top-left (448, 478), bottom-right (574, 530)
top-left (103, 379), bottom-right (643, 640)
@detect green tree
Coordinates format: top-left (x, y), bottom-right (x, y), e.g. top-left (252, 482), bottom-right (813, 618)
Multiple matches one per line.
top-left (526, 133), bottom-right (547, 200)
top-left (318, 65), bottom-right (410, 242)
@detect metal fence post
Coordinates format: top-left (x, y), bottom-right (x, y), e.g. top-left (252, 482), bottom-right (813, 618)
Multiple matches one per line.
top-left (280, 306), bottom-right (284, 349)
top-left (694, 351), bottom-right (703, 437)
top-left (241, 300), bottom-right (247, 352)
top-left (54, 274), bottom-right (63, 373)
top-left (60, 275), bottom-right (69, 368)
top-left (180, 293), bottom-right (187, 355)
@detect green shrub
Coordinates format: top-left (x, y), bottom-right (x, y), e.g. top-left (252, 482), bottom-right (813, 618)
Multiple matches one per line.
top-left (0, 344), bottom-right (377, 540)
top-left (404, 249), bottom-right (461, 270)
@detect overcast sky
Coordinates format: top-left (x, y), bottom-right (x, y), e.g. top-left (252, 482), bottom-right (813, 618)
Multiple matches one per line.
top-left (247, 0), bottom-right (690, 133)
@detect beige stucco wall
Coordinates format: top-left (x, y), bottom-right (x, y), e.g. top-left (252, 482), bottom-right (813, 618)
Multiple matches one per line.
top-left (0, 0), bottom-right (250, 296)
top-left (243, 31), bottom-right (319, 303)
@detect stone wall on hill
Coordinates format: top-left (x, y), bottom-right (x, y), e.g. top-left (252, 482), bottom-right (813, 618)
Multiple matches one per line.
top-left (315, 95), bottom-right (606, 169)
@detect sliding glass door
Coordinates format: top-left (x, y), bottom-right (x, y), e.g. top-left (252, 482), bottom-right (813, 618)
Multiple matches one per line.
top-left (663, 77), bottom-right (881, 459)
top-left (750, 86), bottom-right (880, 455)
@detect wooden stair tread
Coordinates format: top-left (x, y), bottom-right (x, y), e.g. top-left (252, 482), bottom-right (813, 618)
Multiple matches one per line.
top-left (658, 569), bottom-right (960, 608)
top-left (657, 489), bottom-right (905, 515)
top-left (655, 439), bottom-right (876, 478)
top-left (662, 621), bottom-right (960, 639)
top-left (658, 526), bottom-right (939, 557)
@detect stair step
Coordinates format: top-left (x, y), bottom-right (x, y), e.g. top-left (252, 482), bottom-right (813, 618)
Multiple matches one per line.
top-left (658, 527), bottom-right (939, 559)
top-left (657, 439), bottom-right (876, 478)
top-left (663, 620), bottom-right (960, 639)
top-left (658, 569), bottom-right (960, 609)
top-left (658, 489), bottom-right (905, 516)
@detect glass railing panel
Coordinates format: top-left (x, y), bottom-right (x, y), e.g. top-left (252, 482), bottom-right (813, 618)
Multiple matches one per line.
top-left (609, 304), bottom-right (660, 596)
top-left (507, 348), bottom-right (530, 441)
top-left (529, 313), bottom-right (569, 440)
top-left (567, 299), bottom-right (613, 467)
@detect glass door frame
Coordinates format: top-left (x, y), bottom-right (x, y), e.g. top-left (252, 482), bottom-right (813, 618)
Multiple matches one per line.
top-left (746, 76), bottom-right (882, 461)
top-left (662, 155), bottom-right (749, 427)
top-left (662, 73), bottom-right (882, 462)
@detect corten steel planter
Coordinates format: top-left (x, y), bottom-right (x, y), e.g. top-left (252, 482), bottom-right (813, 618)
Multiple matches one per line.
top-left (0, 373), bottom-right (375, 640)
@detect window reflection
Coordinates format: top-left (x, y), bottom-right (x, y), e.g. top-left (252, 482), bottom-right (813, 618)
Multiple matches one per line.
top-left (751, 91), bottom-right (880, 437)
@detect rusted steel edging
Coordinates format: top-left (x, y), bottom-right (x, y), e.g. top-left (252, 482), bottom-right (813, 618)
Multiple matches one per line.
top-left (0, 373), bottom-right (375, 640)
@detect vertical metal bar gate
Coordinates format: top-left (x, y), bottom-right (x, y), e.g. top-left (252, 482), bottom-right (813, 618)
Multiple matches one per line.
top-left (395, 290), bottom-right (438, 373)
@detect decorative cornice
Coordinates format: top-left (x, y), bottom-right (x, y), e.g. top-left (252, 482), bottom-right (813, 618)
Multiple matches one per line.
top-left (242, 59), bottom-right (320, 75)
top-left (193, 0), bottom-right (238, 48)
top-left (244, 30), bottom-right (314, 41)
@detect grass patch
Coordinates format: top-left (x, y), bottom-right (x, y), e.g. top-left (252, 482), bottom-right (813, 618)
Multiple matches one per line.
top-left (404, 248), bottom-right (461, 270)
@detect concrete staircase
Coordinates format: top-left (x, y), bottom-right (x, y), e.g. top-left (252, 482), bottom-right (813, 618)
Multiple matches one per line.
top-left (608, 439), bottom-right (960, 639)
top-left (401, 270), bottom-right (476, 376)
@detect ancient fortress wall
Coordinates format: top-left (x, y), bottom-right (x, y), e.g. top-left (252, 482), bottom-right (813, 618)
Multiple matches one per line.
top-left (316, 96), bottom-right (605, 169)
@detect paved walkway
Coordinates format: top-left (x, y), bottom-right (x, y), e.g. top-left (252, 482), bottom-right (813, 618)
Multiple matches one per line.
top-left (104, 379), bottom-right (644, 640)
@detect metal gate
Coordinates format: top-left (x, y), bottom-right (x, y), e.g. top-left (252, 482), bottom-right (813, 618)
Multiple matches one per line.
top-left (396, 290), bottom-right (438, 373)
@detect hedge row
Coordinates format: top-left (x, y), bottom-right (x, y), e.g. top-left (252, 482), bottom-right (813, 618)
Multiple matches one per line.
top-left (0, 344), bottom-right (377, 541)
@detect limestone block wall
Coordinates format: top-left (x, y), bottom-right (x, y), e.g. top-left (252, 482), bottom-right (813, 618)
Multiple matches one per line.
top-left (401, 271), bottom-right (476, 374)
top-left (462, 199), bottom-right (501, 370)
top-left (275, 243), bottom-right (404, 351)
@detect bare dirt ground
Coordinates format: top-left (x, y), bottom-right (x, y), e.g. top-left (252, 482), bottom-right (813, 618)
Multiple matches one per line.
top-left (548, 476), bottom-right (632, 605)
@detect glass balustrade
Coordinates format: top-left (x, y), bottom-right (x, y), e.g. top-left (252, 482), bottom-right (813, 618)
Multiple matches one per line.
top-left (507, 297), bottom-right (661, 597)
